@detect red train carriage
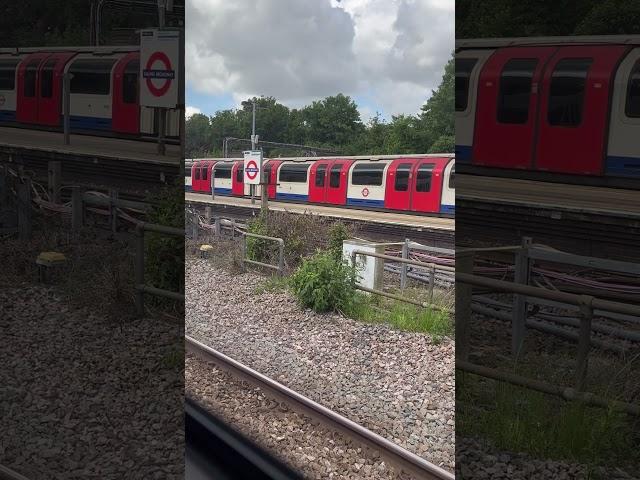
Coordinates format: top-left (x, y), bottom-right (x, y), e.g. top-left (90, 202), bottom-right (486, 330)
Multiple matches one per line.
top-left (186, 155), bottom-right (455, 215)
top-left (456, 35), bottom-right (640, 181)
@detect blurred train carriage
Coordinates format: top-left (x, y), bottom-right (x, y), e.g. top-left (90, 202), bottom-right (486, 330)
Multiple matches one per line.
top-left (185, 154), bottom-right (455, 215)
top-left (0, 46), bottom-right (180, 138)
top-left (456, 35), bottom-right (640, 183)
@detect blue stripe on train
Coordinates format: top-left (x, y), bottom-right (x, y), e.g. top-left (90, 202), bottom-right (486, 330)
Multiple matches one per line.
top-left (276, 192), bottom-right (309, 201)
top-left (214, 187), bottom-right (232, 195)
top-left (606, 155), bottom-right (640, 177)
top-left (184, 185), bottom-right (192, 192)
top-left (0, 110), bottom-right (16, 122)
top-left (455, 144), bottom-right (472, 162)
top-left (70, 115), bottom-right (112, 131)
top-left (346, 198), bottom-right (385, 208)
top-left (440, 204), bottom-right (455, 214)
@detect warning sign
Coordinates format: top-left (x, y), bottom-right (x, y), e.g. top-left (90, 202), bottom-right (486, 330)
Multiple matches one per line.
top-left (243, 150), bottom-right (262, 185)
top-left (140, 29), bottom-right (181, 108)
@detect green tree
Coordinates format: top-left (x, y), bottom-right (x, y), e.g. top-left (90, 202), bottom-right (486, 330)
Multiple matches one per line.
top-left (185, 113), bottom-right (214, 158)
top-left (303, 94), bottom-right (365, 147)
top-left (421, 56), bottom-right (454, 153)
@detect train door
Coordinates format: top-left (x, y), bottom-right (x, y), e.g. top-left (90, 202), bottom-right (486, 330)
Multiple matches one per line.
top-left (16, 53), bottom-right (49, 124)
top-left (265, 160), bottom-right (282, 199)
top-left (36, 52), bottom-right (76, 126)
top-left (201, 161), bottom-right (215, 193)
top-left (308, 161), bottom-right (330, 203)
top-left (231, 161), bottom-right (244, 196)
top-left (473, 47), bottom-right (557, 169)
top-left (384, 159), bottom-right (414, 210)
top-left (325, 160), bottom-right (352, 205)
top-left (409, 161), bottom-right (443, 213)
top-left (535, 45), bottom-right (629, 175)
top-left (213, 162), bottom-right (233, 195)
top-left (112, 52), bottom-right (140, 134)
top-left (191, 162), bottom-right (202, 191)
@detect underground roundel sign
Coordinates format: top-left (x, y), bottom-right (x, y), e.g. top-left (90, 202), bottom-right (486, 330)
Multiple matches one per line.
top-left (361, 187), bottom-right (370, 197)
top-left (243, 150), bottom-right (262, 185)
top-left (140, 29), bottom-right (180, 108)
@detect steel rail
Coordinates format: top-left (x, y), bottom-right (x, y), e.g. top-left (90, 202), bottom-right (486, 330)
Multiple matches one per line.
top-left (0, 465), bottom-right (31, 480)
top-left (186, 335), bottom-right (454, 480)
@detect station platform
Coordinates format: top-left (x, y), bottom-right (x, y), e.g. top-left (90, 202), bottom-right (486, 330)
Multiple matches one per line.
top-left (185, 192), bottom-right (454, 231)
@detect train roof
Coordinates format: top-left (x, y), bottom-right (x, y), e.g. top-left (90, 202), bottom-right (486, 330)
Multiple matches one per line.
top-left (186, 153), bottom-right (455, 165)
top-left (456, 35), bottom-right (640, 50)
top-left (0, 46), bottom-right (139, 56)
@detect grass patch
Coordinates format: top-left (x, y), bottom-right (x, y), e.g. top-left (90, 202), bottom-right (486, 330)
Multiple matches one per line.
top-left (343, 291), bottom-right (453, 339)
top-left (457, 373), bottom-right (640, 470)
top-left (254, 275), bottom-right (289, 294)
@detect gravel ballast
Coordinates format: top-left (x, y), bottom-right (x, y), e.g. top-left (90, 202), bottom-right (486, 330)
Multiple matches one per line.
top-left (0, 285), bottom-right (184, 479)
top-left (185, 258), bottom-right (455, 472)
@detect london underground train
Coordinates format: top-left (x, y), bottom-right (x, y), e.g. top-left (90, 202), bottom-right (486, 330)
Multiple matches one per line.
top-left (185, 154), bottom-right (455, 215)
top-left (0, 46), bottom-right (180, 138)
top-left (456, 35), bottom-right (640, 184)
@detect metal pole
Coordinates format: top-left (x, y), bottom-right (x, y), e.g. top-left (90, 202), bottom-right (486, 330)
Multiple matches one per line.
top-left (250, 101), bottom-right (256, 205)
top-left (17, 177), bottom-right (32, 241)
top-left (576, 296), bottom-right (594, 391)
top-left (63, 73), bottom-right (72, 145)
top-left (135, 224), bottom-right (145, 316)
top-left (456, 251), bottom-right (474, 362)
top-left (400, 238), bottom-right (409, 290)
top-left (278, 239), bottom-right (285, 276)
top-left (512, 237), bottom-right (532, 358)
top-left (47, 161), bottom-right (62, 204)
top-left (158, 109), bottom-right (166, 155)
top-left (71, 186), bottom-right (83, 231)
top-left (211, 167), bottom-right (215, 200)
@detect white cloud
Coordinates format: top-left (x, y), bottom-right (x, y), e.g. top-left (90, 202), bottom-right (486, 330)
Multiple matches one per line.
top-left (186, 0), bottom-right (453, 117)
top-left (185, 106), bottom-right (202, 118)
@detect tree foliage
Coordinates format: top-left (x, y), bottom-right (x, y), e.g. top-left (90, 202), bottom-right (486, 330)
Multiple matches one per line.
top-left (186, 57), bottom-right (455, 157)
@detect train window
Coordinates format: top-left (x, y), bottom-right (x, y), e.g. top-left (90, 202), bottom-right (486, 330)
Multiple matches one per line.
top-left (123, 60), bottom-right (139, 104)
top-left (69, 59), bottom-right (115, 95)
top-left (352, 163), bottom-right (385, 186)
top-left (449, 165), bottom-right (455, 189)
top-left (497, 58), bottom-right (538, 124)
top-left (202, 167), bottom-right (208, 181)
top-left (236, 166), bottom-right (244, 183)
top-left (264, 165), bottom-right (272, 184)
top-left (185, 168), bottom-right (192, 178)
top-left (0, 60), bottom-right (18, 90)
top-left (548, 58), bottom-right (592, 127)
top-left (40, 59), bottom-right (56, 99)
top-left (214, 164), bottom-right (232, 179)
top-left (279, 163), bottom-right (310, 183)
top-left (24, 60), bottom-right (39, 98)
top-left (455, 58), bottom-right (478, 111)
top-left (329, 165), bottom-right (341, 188)
top-left (626, 60), bottom-right (640, 118)
top-left (394, 163), bottom-right (412, 192)
top-left (416, 164), bottom-right (435, 192)
top-left (315, 164), bottom-right (327, 187)
top-left (194, 168), bottom-right (201, 180)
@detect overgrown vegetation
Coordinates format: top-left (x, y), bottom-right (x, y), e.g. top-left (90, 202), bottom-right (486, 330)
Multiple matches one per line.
top-left (289, 250), bottom-right (357, 313)
top-left (145, 181), bottom-right (184, 310)
top-left (344, 292), bottom-right (453, 339)
top-left (457, 373), bottom-right (640, 470)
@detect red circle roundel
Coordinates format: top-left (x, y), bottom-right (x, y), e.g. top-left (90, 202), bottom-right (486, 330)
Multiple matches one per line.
top-left (246, 160), bottom-right (259, 180)
top-left (144, 51), bottom-right (174, 97)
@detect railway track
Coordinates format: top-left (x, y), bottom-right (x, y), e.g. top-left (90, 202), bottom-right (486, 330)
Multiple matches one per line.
top-left (186, 335), bottom-right (454, 480)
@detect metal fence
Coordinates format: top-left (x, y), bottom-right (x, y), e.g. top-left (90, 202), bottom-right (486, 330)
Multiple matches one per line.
top-left (241, 232), bottom-right (285, 276)
top-left (350, 249), bottom-right (453, 312)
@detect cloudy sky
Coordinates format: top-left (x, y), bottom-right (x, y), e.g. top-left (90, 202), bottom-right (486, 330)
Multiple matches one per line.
top-left (186, 0), bottom-right (454, 121)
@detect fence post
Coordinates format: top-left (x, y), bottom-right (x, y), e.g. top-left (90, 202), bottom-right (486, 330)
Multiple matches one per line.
top-left (278, 239), bottom-right (285, 276)
top-left (192, 211), bottom-right (198, 242)
top-left (230, 219), bottom-right (235, 239)
top-left (240, 233), bottom-right (246, 271)
top-left (71, 187), bottom-right (83, 231)
top-left (214, 217), bottom-right (221, 237)
top-left (47, 160), bottom-right (62, 204)
top-left (576, 295), bottom-right (594, 391)
top-left (456, 251), bottom-right (474, 362)
top-left (135, 224), bottom-right (145, 317)
top-left (429, 264), bottom-right (436, 303)
top-left (110, 189), bottom-right (118, 233)
top-left (17, 177), bottom-right (32, 241)
top-left (0, 164), bottom-right (7, 206)
top-left (400, 238), bottom-right (409, 291)
top-left (512, 236), bottom-right (532, 358)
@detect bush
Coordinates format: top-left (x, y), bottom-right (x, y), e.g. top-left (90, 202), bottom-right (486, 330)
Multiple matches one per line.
top-left (327, 222), bottom-right (350, 261)
top-left (290, 250), bottom-right (357, 313)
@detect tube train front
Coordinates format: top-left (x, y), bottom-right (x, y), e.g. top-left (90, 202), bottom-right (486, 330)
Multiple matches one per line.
top-left (185, 154), bottom-right (455, 216)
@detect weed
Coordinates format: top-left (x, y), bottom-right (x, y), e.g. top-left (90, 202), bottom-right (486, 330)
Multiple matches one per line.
top-left (254, 275), bottom-right (289, 294)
